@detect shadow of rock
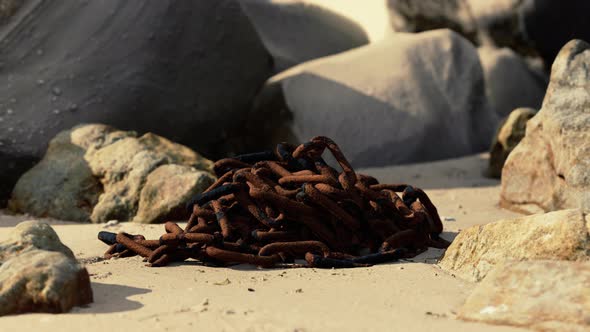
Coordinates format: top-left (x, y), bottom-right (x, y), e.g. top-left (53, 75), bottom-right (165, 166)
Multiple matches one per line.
top-left (73, 282), bottom-right (151, 314)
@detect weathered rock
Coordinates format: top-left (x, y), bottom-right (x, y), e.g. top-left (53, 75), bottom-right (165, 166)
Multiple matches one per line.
top-left (458, 260), bottom-right (590, 332)
top-left (248, 29), bottom-right (498, 167)
top-left (237, 0), bottom-right (369, 71)
top-left (486, 108), bottom-right (536, 179)
top-left (500, 40), bottom-right (590, 214)
top-left (439, 209), bottom-right (589, 282)
top-left (0, 221), bottom-right (92, 315)
top-left (478, 47), bottom-right (546, 117)
top-left (386, 0), bottom-right (477, 43)
top-left (0, 0), bottom-right (272, 204)
top-left (133, 164), bottom-right (215, 224)
top-left (9, 124), bottom-right (214, 223)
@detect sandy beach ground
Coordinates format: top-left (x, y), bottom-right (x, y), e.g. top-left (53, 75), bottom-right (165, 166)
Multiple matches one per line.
top-left (0, 153), bottom-right (527, 332)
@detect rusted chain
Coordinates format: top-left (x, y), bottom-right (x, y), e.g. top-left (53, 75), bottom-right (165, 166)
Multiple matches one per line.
top-left (97, 136), bottom-right (449, 268)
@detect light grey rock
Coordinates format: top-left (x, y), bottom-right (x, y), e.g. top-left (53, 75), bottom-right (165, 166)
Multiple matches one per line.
top-left (486, 107), bottom-right (536, 179)
top-left (478, 47), bottom-right (546, 117)
top-left (458, 260), bottom-right (590, 332)
top-left (0, 221), bottom-right (92, 315)
top-left (9, 124), bottom-right (214, 223)
top-left (439, 209), bottom-right (590, 282)
top-left (500, 40), bottom-right (590, 214)
top-left (248, 29), bottom-right (498, 167)
top-left (0, 0), bottom-right (272, 203)
top-left (237, 0), bottom-right (369, 71)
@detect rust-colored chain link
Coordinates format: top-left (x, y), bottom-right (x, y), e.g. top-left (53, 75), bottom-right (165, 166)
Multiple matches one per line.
top-left (97, 136), bottom-right (450, 268)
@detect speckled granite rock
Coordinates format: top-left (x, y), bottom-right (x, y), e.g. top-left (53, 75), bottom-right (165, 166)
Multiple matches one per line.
top-left (458, 260), bottom-right (590, 332)
top-left (500, 40), bottom-right (590, 214)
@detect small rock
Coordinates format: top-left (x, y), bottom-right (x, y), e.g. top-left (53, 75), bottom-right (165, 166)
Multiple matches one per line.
top-left (213, 278), bottom-right (231, 286)
top-left (102, 220), bottom-right (119, 228)
top-left (0, 221), bottom-right (92, 315)
top-left (458, 260), bottom-right (590, 331)
top-left (486, 107), bottom-right (536, 179)
top-left (443, 216), bottom-right (456, 222)
top-left (439, 209), bottom-right (589, 282)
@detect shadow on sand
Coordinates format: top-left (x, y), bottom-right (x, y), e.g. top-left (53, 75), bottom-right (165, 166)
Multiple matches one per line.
top-left (73, 282), bottom-right (151, 314)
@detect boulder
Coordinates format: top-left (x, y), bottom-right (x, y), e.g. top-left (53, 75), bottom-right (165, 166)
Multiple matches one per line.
top-left (458, 260), bottom-right (590, 332)
top-left (439, 209), bottom-right (589, 282)
top-left (0, 221), bottom-right (92, 315)
top-left (0, 0), bottom-right (272, 204)
top-left (237, 0), bottom-right (369, 71)
top-left (478, 47), bottom-right (546, 117)
top-left (486, 107), bottom-right (536, 179)
top-left (500, 40), bottom-right (590, 214)
top-left (247, 29), bottom-right (498, 167)
top-left (9, 124), bottom-right (215, 223)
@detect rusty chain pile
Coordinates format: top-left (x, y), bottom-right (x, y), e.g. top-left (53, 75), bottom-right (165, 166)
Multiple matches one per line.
top-left (97, 136), bottom-right (450, 268)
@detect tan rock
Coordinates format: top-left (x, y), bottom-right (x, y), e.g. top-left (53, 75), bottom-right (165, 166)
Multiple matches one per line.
top-left (458, 260), bottom-right (590, 332)
top-left (0, 221), bottom-right (92, 315)
top-left (486, 107), bottom-right (536, 179)
top-left (133, 164), bottom-right (215, 224)
top-left (0, 220), bottom-right (75, 259)
top-left (439, 209), bottom-right (589, 282)
top-left (8, 124), bottom-right (118, 221)
top-left (500, 39), bottom-right (590, 214)
top-left (9, 124), bottom-right (214, 223)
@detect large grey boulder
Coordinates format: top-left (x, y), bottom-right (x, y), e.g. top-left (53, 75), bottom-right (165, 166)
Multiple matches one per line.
top-left (9, 124), bottom-right (215, 223)
top-left (237, 0), bottom-right (369, 71)
top-left (439, 209), bottom-right (589, 282)
top-left (0, 0), bottom-right (272, 204)
top-left (458, 260), bottom-right (590, 332)
top-left (248, 29), bottom-right (497, 167)
top-left (0, 221), bottom-right (92, 315)
top-left (500, 40), bottom-right (590, 214)
top-left (478, 47), bottom-right (546, 117)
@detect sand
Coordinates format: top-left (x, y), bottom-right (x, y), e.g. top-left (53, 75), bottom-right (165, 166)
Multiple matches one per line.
top-left (0, 153), bottom-right (527, 332)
